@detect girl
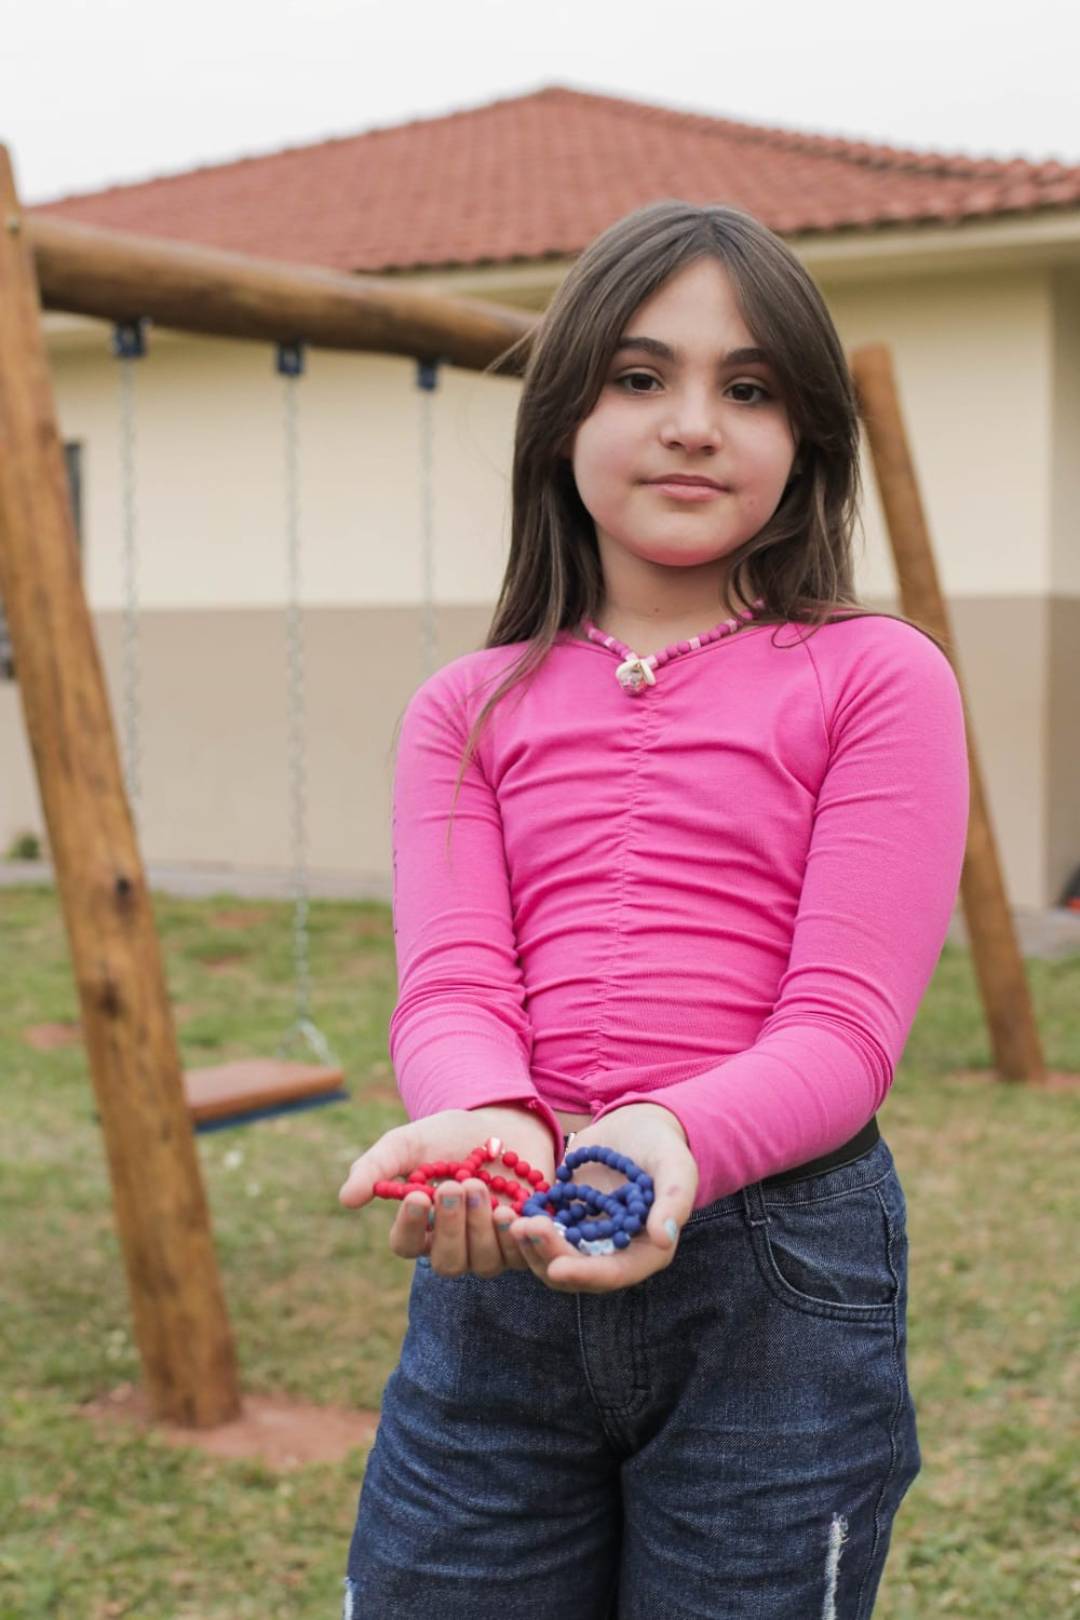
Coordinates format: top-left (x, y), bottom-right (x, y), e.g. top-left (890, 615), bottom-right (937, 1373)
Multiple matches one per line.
top-left (339, 199), bottom-right (969, 1618)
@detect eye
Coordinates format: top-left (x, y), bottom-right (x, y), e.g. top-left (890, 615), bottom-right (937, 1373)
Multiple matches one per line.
top-left (728, 380), bottom-right (772, 405)
top-left (612, 370), bottom-right (661, 393)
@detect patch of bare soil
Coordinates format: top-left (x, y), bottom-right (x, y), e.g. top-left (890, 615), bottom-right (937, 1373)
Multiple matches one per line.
top-left (23, 1022), bottom-right (83, 1050)
top-left (81, 1383), bottom-right (379, 1470)
top-left (365, 1085), bottom-right (402, 1106)
top-left (210, 907), bottom-right (274, 930)
top-left (947, 1066), bottom-right (1080, 1092)
top-left (349, 913), bottom-right (389, 938)
top-left (23, 1004), bottom-right (198, 1049)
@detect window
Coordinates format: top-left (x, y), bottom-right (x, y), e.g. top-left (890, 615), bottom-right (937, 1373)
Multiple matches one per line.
top-left (0, 441), bottom-right (83, 681)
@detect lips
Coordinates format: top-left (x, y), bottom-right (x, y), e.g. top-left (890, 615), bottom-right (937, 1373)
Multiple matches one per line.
top-left (645, 475), bottom-right (729, 490)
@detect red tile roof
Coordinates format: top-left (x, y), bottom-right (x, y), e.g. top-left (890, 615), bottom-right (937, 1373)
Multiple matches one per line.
top-left (28, 85), bottom-right (1080, 274)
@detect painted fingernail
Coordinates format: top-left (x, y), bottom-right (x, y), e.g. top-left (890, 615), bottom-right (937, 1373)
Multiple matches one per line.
top-left (466, 1191), bottom-right (483, 1209)
top-left (664, 1218), bottom-right (679, 1243)
top-left (442, 1195), bottom-right (459, 1210)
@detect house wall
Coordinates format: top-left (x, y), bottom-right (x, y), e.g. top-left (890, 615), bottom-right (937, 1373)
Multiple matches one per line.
top-left (824, 266), bottom-right (1056, 909)
top-left (46, 331), bottom-right (519, 613)
top-left (1, 264), bottom-right (1073, 906)
top-left (0, 327), bottom-right (516, 884)
top-left (1048, 269), bottom-right (1080, 902)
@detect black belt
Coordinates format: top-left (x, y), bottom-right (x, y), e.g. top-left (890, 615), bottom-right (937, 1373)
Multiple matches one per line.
top-left (560, 1114), bottom-right (880, 1187)
top-left (760, 1114), bottom-right (880, 1188)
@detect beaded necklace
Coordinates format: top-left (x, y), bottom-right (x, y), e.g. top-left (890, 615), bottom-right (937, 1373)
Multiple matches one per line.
top-left (521, 1145), bottom-right (655, 1255)
top-left (581, 595), bottom-right (766, 695)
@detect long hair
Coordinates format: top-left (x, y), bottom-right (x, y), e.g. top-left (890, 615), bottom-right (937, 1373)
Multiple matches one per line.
top-left (443, 198), bottom-right (945, 825)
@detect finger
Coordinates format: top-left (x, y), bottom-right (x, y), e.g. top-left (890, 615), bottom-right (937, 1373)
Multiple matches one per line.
top-left (509, 1213), bottom-right (552, 1283)
top-left (645, 1174), bottom-right (695, 1253)
top-left (511, 1214), bottom-right (576, 1289)
top-left (544, 1224), bottom-right (683, 1291)
top-left (429, 1182), bottom-right (468, 1277)
top-left (463, 1180), bottom-right (504, 1279)
top-left (540, 1209), bottom-right (686, 1293)
top-left (388, 1191), bottom-right (434, 1259)
top-left (543, 1244), bottom-right (659, 1293)
top-left (339, 1124), bottom-right (418, 1208)
top-left (493, 1206), bottom-right (529, 1271)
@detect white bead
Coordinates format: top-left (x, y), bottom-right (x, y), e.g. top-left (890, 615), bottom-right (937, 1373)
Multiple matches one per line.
top-left (615, 655), bottom-right (656, 691)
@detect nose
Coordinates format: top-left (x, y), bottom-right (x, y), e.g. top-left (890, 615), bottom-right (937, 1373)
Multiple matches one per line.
top-left (658, 387), bottom-right (723, 453)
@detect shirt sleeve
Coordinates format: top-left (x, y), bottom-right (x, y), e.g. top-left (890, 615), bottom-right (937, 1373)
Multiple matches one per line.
top-left (593, 621), bottom-right (971, 1206)
top-left (386, 661), bottom-right (564, 1162)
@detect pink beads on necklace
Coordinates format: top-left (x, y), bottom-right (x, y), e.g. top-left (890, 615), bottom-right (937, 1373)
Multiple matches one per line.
top-left (582, 597), bottom-right (766, 694)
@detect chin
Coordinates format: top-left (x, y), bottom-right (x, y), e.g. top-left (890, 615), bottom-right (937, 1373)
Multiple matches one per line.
top-left (634, 540), bottom-right (741, 569)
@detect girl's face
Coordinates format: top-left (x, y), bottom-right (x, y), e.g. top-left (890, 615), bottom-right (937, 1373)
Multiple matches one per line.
top-left (569, 258), bottom-right (799, 581)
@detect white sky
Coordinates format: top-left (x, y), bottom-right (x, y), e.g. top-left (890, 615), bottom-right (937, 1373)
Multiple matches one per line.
top-left (3, 0), bottom-right (1078, 205)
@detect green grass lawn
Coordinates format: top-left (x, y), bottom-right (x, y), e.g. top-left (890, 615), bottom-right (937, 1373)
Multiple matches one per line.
top-left (1, 884), bottom-right (1077, 1618)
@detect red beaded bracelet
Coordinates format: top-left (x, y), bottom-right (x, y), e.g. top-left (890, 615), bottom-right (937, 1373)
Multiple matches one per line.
top-left (373, 1136), bottom-right (550, 1215)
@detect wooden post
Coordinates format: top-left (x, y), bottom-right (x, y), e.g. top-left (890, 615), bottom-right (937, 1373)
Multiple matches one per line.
top-left (851, 343), bottom-right (1047, 1084)
top-left (0, 147), bottom-right (242, 1423)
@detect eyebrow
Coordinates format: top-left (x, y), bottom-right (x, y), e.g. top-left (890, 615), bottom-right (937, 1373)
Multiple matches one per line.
top-left (613, 336), bottom-right (773, 368)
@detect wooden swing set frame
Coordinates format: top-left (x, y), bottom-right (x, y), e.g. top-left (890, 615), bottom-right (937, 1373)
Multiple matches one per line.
top-left (0, 144), bottom-right (1045, 1430)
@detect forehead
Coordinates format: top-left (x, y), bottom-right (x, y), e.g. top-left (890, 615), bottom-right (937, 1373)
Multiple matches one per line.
top-left (617, 259), bottom-right (764, 359)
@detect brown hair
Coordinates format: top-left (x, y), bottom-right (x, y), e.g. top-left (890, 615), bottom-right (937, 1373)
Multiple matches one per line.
top-left (442, 198), bottom-right (945, 832)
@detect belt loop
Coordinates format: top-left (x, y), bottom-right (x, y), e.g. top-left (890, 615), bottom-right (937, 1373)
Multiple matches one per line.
top-left (741, 1180), bottom-right (768, 1228)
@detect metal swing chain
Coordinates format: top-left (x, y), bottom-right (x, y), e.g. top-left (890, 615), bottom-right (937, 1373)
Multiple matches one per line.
top-left (113, 319), bottom-right (147, 821)
top-left (277, 341), bottom-right (337, 1069)
top-left (417, 359), bottom-right (439, 678)
top-left (107, 327), bottom-right (335, 1070)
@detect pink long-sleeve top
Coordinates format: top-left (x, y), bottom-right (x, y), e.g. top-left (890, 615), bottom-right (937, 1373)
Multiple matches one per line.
top-left (388, 613), bottom-right (970, 1208)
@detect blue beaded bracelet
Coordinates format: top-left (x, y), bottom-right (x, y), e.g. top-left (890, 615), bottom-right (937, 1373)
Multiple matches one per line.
top-left (521, 1145), bottom-right (654, 1256)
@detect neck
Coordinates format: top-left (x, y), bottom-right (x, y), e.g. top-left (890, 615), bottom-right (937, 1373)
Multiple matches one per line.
top-left (586, 602), bottom-right (752, 659)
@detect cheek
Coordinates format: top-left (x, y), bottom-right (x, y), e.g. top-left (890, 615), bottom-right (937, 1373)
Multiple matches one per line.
top-left (572, 413), bottom-right (633, 489)
top-left (742, 425), bottom-right (798, 487)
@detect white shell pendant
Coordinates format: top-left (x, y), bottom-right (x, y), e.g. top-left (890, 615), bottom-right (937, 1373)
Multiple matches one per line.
top-left (614, 655), bottom-right (656, 695)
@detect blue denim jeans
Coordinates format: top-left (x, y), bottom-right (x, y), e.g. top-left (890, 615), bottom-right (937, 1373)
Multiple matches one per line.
top-left (343, 1135), bottom-right (919, 1618)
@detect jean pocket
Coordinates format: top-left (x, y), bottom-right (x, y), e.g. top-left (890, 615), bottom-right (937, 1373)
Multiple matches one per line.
top-left (749, 1165), bottom-right (906, 1323)
top-left (397, 1258), bottom-right (478, 1400)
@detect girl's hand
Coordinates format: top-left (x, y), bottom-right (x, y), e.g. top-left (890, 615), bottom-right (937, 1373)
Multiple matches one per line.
top-left (509, 1103), bottom-right (698, 1294)
top-left (339, 1106), bottom-right (558, 1279)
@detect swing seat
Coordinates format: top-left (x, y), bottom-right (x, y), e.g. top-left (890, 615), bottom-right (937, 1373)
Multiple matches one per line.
top-left (183, 1058), bottom-right (347, 1130)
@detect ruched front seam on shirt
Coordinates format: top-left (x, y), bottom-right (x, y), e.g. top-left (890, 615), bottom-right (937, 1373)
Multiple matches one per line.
top-left (386, 614), bottom-right (969, 1208)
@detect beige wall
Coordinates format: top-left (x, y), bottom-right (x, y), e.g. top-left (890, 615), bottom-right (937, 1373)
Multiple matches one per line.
top-left (50, 329), bottom-right (519, 613)
top-left (1050, 269), bottom-right (1080, 596)
top-left (1048, 271), bottom-right (1080, 900)
top-left (0, 605), bottom-right (491, 883)
top-left (2, 261), bottom-right (1076, 907)
top-left (3, 595), bottom-right (1068, 907)
top-left (823, 267), bottom-right (1074, 907)
top-left (825, 267), bottom-right (1053, 597)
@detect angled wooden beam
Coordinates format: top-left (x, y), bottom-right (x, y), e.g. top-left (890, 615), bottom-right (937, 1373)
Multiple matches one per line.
top-left (0, 146), bottom-right (242, 1424)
